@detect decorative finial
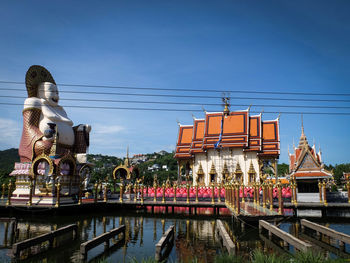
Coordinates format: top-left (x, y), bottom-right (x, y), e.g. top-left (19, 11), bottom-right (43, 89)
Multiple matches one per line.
top-left (301, 114), bottom-right (304, 135)
top-left (191, 113), bottom-right (196, 120)
top-left (293, 137), bottom-right (295, 149)
top-left (176, 119), bottom-right (181, 126)
top-left (201, 106), bottom-right (207, 114)
top-left (222, 96), bottom-right (230, 116)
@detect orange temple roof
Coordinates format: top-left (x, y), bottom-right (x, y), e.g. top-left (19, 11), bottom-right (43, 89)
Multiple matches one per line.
top-left (175, 109), bottom-right (280, 159)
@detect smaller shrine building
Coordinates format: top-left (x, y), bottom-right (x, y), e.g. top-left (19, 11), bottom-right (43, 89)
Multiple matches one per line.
top-left (288, 124), bottom-right (332, 193)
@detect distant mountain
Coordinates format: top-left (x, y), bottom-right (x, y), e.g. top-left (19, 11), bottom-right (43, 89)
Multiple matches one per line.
top-left (0, 148), bottom-right (19, 173)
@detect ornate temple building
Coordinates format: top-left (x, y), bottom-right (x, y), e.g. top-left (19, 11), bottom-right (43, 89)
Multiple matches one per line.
top-left (175, 101), bottom-right (280, 186)
top-left (288, 123), bottom-right (332, 193)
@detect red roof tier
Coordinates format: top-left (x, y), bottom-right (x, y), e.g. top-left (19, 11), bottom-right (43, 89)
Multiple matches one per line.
top-left (175, 109), bottom-right (280, 159)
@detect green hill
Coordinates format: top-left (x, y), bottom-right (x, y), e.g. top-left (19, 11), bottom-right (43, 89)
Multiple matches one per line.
top-left (0, 148), bottom-right (19, 184)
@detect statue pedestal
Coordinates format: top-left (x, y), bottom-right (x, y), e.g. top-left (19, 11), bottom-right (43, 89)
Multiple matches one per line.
top-left (9, 162), bottom-right (80, 206)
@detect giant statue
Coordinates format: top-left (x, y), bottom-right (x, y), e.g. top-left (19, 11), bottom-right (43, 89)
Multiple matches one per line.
top-left (19, 65), bottom-right (91, 162)
top-left (10, 65), bottom-right (92, 205)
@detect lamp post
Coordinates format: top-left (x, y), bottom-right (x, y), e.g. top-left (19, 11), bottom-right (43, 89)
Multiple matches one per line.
top-left (323, 180), bottom-right (328, 206)
top-left (269, 181), bottom-right (273, 211)
top-left (173, 183), bottom-right (177, 203)
top-left (55, 181), bottom-right (61, 208)
top-left (211, 183), bottom-right (215, 205)
top-left (141, 184), bottom-right (144, 205)
top-left (6, 181), bottom-right (12, 206)
top-left (119, 180), bottom-right (124, 203)
top-left (1, 183), bottom-right (5, 199)
top-left (277, 181), bottom-right (283, 215)
top-left (186, 183), bottom-right (190, 204)
top-left (162, 183), bottom-right (166, 204)
top-left (318, 180), bottom-right (323, 203)
top-left (27, 178), bottom-right (33, 206)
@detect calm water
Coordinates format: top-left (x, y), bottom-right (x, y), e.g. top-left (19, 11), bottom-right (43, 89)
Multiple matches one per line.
top-left (0, 209), bottom-right (348, 262)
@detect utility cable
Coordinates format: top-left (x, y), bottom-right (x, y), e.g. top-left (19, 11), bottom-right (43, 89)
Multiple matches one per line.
top-left (0, 80), bottom-right (349, 96)
top-left (1, 102), bottom-right (350, 115)
top-left (1, 95), bottom-right (350, 109)
top-left (1, 88), bottom-right (350, 103)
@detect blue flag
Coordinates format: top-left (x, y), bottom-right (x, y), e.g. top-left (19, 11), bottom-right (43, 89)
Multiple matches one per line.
top-left (214, 115), bottom-right (224, 149)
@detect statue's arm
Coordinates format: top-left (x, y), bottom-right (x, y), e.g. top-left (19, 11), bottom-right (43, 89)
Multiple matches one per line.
top-left (19, 108), bottom-right (52, 162)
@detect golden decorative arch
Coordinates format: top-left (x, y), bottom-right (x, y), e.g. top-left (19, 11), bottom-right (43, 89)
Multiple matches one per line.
top-left (113, 164), bottom-right (131, 180)
top-left (57, 154), bottom-right (76, 176)
top-left (30, 153), bottom-right (54, 179)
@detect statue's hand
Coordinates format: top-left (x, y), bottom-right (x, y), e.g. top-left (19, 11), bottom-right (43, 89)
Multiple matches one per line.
top-left (77, 124), bottom-right (91, 133)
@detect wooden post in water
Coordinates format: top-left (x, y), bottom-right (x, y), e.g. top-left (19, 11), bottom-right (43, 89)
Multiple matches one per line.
top-left (323, 180), bottom-right (328, 206)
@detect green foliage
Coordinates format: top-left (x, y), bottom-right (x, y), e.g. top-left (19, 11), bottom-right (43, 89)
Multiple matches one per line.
top-left (128, 257), bottom-right (159, 263)
top-left (0, 148), bottom-right (19, 187)
top-left (251, 250), bottom-right (288, 263)
top-left (277, 163), bottom-right (289, 177)
top-left (87, 154), bottom-right (122, 183)
top-left (215, 253), bottom-right (243, 263)
top-left (325, 163), bottom-right (350, 184)
top-left (294, 250), bottom-right (347, 263)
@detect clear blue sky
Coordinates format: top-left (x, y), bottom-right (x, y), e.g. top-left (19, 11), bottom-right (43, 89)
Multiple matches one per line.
top-left (0, 0), bottom-right (349, 165)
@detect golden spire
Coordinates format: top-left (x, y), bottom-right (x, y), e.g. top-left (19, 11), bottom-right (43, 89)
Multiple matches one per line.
top-left (298, 114), bottom-right (308, 148)
top-left (209, 163), bottom-right (216, 175)
top-left (222, 162), bottom-right (229, 175)
top-left (235, 162), bottom-right (242, 174)
top-left (197, 163), bottom-right (204, 175)
top-left (248, 161), bottom-right (256, 174)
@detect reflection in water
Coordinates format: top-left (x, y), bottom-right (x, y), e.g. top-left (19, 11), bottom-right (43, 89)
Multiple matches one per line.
top-left (0, 214), bottom-right (347, 262)
top-left (0, 213), bottom-right (228, 263)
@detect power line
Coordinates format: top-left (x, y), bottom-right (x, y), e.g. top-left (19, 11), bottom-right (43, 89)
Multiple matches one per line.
top-left (0, 80), bottom-right (349, 96)
top-left (1, 95), bottom-right (350, 110)
top-left (1, 102), bottom-right (350, 115)
top-left (1, 88), bottom-right (350, 103)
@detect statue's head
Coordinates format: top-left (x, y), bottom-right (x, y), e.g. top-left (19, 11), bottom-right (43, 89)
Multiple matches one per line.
top-left (25, 65), bottom-right (56, 98)
top-left (38, 82), bottom-right (59, 106)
